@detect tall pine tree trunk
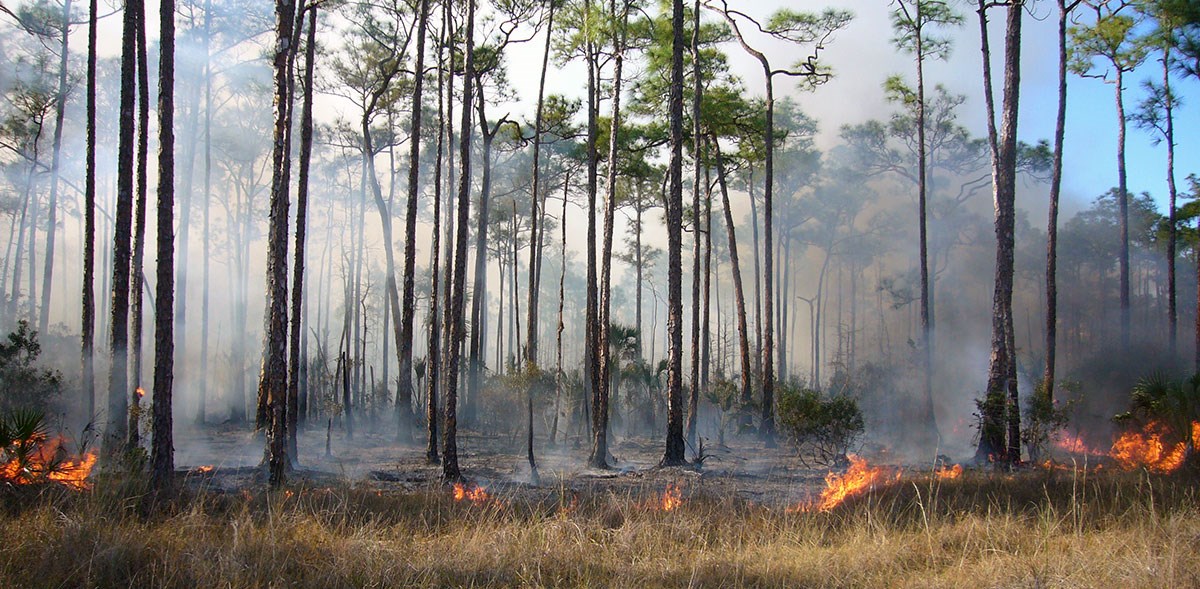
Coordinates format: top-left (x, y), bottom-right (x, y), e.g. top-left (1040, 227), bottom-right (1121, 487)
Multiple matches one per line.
top-left (661, 0), bottom-right (687, 466)
top-left (443, 0), bottom-right (476, 482)
top-left (105, 0), bottom-right (139, 454)
top-left (127, 0), bottom-right (149, 453)
top-left (713, 138), bottom-right (752, 414)
top-left (398, 0), bottom-right (430, 441)
top-left (287, 4), bottom-right (318, 461)
top-left (150, 0), bottom-right (177, 491)
top-left (262, 0), bottom-right (297, 487)
top-left (525, 0), bottom-right (555, 365)
top-left (82, 0), bottom-right (98, 424)
top-left (38, 0), bottom-right (72, 335)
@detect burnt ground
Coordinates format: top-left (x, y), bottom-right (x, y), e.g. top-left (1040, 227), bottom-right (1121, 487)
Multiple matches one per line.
top-left (170, 421), bottom-right (957, 508)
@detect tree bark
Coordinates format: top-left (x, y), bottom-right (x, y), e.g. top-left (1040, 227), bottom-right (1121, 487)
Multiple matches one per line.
top-left (82, 0), bottom-right (98, 424)
top-left (105, 0), bottom-right (139, 454)
top-left (397, 0), bottom-right (430, 442)
top-left (443, 0), bottom-right (476, 482)
top-left (287, 4), bottom-right (317, 462)
top-left (38, 0), bottom-right (72, 335)
top-left (525, 0), bottom-right (556, 366)
top-left (712, 138), bottom-right (751, 414)
top-left (150, 0), bottom-right (177, 491)
top-left (686, 0), bottom-right (702, 450)
top-left (662, 0), bottom-right (687, 466)
top-left (978, 0), bottom-right (1023, 465)
top-left (262, 0), bottom-right (297, 487)
top-left (128, 0), bottom-right (149, 454)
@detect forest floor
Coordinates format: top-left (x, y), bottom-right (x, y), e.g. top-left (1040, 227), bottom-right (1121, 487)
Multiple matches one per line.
top-left (173, 421), bottom-right (860, 509)
top-left (3, 423), bottom-right (1198, 588)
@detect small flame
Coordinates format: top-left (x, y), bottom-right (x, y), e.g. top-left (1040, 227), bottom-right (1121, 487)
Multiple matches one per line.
top-left (1192, 421), bottom-right (1200, 450)
top-left (791, 455), bottom-right (901, 513)
top-left (451, 482), bottom-right (492, 505)
top-left (0, 434), bottom-right (97, 491)
top-left (660, 483), bottom-right (683, 511)
top-left (135, 387), bottom-right (145, 399)
top-left (196, 465), bottom-right (214, 474)
top-left (934, 463), bottom-right (962, 480)
top-left (1110, 420), bottom-right (1187, 474)
top-left (1053, 431), bottom-right (1106, 456)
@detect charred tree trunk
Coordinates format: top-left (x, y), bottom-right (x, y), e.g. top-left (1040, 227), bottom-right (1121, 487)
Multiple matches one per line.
top-left (1044, 0), bottom-right (1079, 400)
top-left (712, 138), bottom-right (751, 415)
top-left (397, 0), bottom-right (431, 443)
top-left (150, 0), bottom-right (177, 491)
top-left (261, 0), bottom-right (297, 487)
top-left (287, 4), bottom-right (318, 462)
top-left (105, 0), bottom-right (139, 454)
top-left (128, 0), bottom-right (149, 454)
top-left (197, 0), bottom-right (212, 425)
top-left (38, 0), bottom-right (72, 335)
top-left (662, 0), bottom-right (687, 466)
top-left (443, 0), bottom-right (476, 482)
top-left (82, 0), bottom-right (98, 423)
top-left (977, 0), bottom-right (1023, 465)
top-left (525, 0), bottom-right (555, 366)
top-left (686, 0), bottom-right (702, 450)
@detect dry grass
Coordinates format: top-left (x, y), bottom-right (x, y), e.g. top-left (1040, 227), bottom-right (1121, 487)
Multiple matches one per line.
top-left (2, 466), bottom-right (1199, 588)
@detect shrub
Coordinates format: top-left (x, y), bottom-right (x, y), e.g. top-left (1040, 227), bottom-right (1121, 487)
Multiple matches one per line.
top-left (776, 384), bottom-right (864, 466)
top-left (1114, 372), bottom-right (1200, 456)
top-left (0, 321), bottom-right (62, 415)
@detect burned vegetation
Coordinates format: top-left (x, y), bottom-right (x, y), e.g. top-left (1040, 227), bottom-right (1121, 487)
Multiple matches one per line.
top-left (2, 0), bottom-right (1200, 586)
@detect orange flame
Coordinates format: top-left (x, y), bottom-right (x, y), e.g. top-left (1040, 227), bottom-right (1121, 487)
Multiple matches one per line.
top-left (1053, 431), bottom-right (1106, 456)
top-left (1192, 421), bottom-right (1200, 450)
top-left (451, 482), bottom-right (492, 505)
top-left (135, 387), bottom-right (145, 399)
top-left (1110, 420), bottom-right (1187, 474)
top-left (660, 483), bottom-right (683, 511)
top-left (934, 463), bottom-right (962, 480)
top-left (195, 465), bottom-right (214, 474)
top-left (0, 434), bottom-right (97, 491)
top-left (791, 455), bottom-right (901, 513)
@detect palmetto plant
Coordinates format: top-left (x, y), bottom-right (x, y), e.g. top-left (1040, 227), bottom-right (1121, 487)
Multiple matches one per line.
top-left (1116, 372), bottom-right (1200, 452)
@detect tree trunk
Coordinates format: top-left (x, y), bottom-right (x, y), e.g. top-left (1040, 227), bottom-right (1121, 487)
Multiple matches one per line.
top-left (1116, 68), bottom-right (1130, 350)
top-left (82, 0), bottom-right (98, 424)
top-left (287, 4), bottom-right (317, 462)
top-left (913, 0), bottom-right (939, 448)
top-left (105, 0), bottom-right (138, 455)
top-left (127, 0), bottom-right (149, 453)
top-left (468, 105), bottom-right (497, 427)
top-left (977, 0), bottom-right (1023, 465)
top-left (550, 182), bottom-right (568, 445)
top-left (150, 0), bottom-right (177, 491)
top-left (712, 138), bottom-right (751, 413)
top-left (38, 0), bottom-right (72, 335)
top-left (397, 0), bottom-right (430, 442)
top-left (443, 0), bottom-right (476, 482)
top-left (1044, 0), bottom-right (1075, 400)
top-left (1162, 50), bottom-right (1177, 360)
top-left (525, 0), bottom-right (555, 366)
top-left (583, 0), bottom-right (605, 469)
top-left (197, 0), bottom-right (212, 425)
top-left (662, 0), bottom-right (686, 466)
top-left (686, 0), bottom-right (702, 450)
top-left (262, 0), bottom-right (297, 487)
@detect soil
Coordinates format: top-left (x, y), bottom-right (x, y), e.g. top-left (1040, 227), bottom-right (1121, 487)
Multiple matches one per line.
top-left (172, 421), bottom-right (873, 508)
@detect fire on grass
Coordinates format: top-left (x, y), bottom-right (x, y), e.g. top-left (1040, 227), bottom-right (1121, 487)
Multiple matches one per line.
top-left (790, 454), bottom-right (902, 513)
top-left (1, 434), bottom-right (97, 491)
top-left (1051, 420), bottom-right (1200, 474)
top-left (450, 482), bottom-right (507, 508)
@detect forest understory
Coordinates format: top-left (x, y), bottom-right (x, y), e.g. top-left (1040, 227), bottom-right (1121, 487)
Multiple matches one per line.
top-left (4, 427), bottom-right (1199, 588)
